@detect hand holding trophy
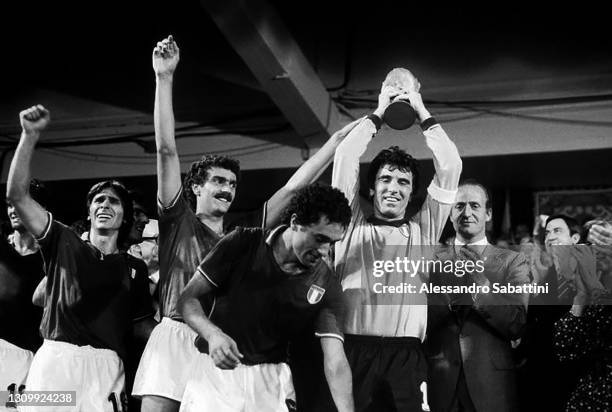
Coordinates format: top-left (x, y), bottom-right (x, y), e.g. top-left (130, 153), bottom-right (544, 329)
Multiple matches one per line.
top-left (381, 68), bottom-right (421, 130)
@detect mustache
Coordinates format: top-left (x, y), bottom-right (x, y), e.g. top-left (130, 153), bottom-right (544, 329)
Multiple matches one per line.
top-left (214, 192), bottom-right (233, 202)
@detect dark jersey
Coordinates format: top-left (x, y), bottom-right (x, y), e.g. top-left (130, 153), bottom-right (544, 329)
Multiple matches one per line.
top-left (0, 236), bottom-right (45, 351)
top-left (36, 215), bottom-right (154, 360)
top-left (157, 190), bottom-right (264, 320)
top-left (197, 226), bottom-right (344, 365)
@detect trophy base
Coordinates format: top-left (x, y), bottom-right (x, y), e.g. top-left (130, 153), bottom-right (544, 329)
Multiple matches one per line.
top-left (383, 100), bottom-right (416, 130)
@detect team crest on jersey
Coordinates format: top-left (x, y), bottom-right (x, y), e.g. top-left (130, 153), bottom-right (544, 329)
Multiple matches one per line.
top-left (307, 285), bottom-right (326, 304)
top-left (131, 268), bottom-right (137, 279)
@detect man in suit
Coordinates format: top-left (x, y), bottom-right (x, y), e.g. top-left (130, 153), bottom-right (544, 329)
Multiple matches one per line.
top-left (425, 180), bottom-right (530, 412)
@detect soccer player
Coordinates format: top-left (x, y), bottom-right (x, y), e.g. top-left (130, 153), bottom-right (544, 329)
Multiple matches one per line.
top-left (178, 183), bottom-right (353, 412)
top-left (7, 105), bottom-right (155, 412)
top-left (331, 75), bottom-right (462, 411)
top-left (134, 35), bottom-right (359, 412)
top-left (0, 180), bottom-right (46, 394)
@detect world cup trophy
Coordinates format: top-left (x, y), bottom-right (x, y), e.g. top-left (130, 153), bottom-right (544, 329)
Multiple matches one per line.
top-left (382, 68), bottom-right (420, 130)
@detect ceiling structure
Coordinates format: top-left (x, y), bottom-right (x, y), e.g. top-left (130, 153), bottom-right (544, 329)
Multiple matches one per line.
top-left (2, 0), bottom-right (611, 182)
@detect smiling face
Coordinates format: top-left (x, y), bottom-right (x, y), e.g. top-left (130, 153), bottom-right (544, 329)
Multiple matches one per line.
top-left (369, 164), bottom-right (413, 221)
top-left (193, 167), bottom-right (237, 217)
top-left (451, 184), bottom-right (492, 243)
top-left (545, 218), bottom-right (579, 247)
top-left (88, 188), bottom-right (125, 234)
top-left (290, 214), bottom-right (345, 268)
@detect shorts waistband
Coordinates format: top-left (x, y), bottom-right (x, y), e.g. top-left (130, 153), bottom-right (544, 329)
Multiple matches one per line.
top-left (42, 339), bottom-right (120, 360)
top-left (344, 334), bottom-right (422, 347)
top-left (161, 317), bottom-right (197, 335)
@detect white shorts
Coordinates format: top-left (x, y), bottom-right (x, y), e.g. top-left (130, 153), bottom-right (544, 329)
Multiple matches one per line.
top-left (0, 339), bottom-right (33, 390)
top-left (0, 339), bottom-right (33, 412)
top-left (180, 354), bottom-right (295, 412)
top-left (20, 340), bottom-right (125, 412)
top-left (132, 317), bottom-right (200, 402)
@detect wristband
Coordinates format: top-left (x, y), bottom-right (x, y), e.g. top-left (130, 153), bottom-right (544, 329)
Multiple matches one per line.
top-left (366, 114), bottom-right (383, 131)
top-left (420, 117), bottom-right (438, 131)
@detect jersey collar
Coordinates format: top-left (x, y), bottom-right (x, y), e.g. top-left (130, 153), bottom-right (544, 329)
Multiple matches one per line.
top-left (366, 215), bottom-right (409, 227)
top-left (265, 225), bottom-right (288, 246)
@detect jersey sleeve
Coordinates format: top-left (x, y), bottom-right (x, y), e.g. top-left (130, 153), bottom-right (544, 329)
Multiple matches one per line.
top-left (35, 214), bottom-right (81, 281)
top-left (412, 122), bottom-right (462, 244)
top-left (128, 256), bottom-right (156, 322)
top-left (332, 117), bottom-right (375, 218)
top-left (314, 271), bottom-right (345, 342)
top-left (158, 187), bottom-right (189, 221)
top-left (197, 227), bottom-right (253, 289)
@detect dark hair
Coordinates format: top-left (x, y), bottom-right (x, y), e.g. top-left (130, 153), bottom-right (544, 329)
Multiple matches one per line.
top-left (182, 155), bottom-right (241, 211)
top-left (86, 180), bottom-right (134, 245)
top-left (367, 146), bottom-right (420, 195)
top-left (281, 183), bottom-right (351, 228)
top-left (545, 214), bottom-right (582, 237)
top-left (458, 179), bottom-right (492, 210)
top-left (128, 189), bottom-right (146, 208)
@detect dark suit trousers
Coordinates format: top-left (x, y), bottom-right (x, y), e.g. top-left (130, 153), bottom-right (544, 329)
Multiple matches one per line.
top-left (448, 368), bottom-right (477, 412)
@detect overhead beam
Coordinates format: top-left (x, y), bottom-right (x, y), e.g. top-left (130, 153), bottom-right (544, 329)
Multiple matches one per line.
top-left (200, 0), bottom-right (341, 146)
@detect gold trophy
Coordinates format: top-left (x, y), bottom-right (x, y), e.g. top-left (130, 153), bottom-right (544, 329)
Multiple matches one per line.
top-left (382, 68), bottom-right (420, 130)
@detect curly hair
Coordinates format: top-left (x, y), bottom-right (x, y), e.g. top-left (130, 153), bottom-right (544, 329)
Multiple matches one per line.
top-left (281, 182), bottom-right (351, 228)
top-left (182, 155), bottom-right (241, 211)
top-left (86, 180), bottom-right (134, 246)
top-left (367, 146), bottom-right (420, 195)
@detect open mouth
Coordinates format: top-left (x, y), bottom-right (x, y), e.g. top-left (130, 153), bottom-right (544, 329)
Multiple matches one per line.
top-left (96, 212), bottom-right (113, 221)
top-left (382, 196), bottom-right (400, 204)
top-left (214, 193), bottom-right (232, 203)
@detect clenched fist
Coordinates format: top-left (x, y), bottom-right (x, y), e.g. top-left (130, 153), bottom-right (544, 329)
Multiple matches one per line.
top-left (20, 105), bottom-right (50, 135)
top-left (153, 35), bottom-right (180, 78)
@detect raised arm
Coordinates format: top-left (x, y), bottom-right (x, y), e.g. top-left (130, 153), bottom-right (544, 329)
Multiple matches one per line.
top-left (153, 35), bottom-right (182, 206)
top-left (264, 119), bottom-right (360, 227)
top-left (6, 106), bottom-right (50, 237)
top-left (408, 91), bottom-right (462, 192)
top-left (321, 337), bottom-right (354, 412)
top-left (332, 86), bottom-right (397, 205)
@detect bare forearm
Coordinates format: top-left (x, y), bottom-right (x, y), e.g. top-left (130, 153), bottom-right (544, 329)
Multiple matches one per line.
top-left (155, 75), bottom-right (182, 204)
top-left (155, 76), bottom-right (177, 155)
top-left (325, 358), bottom-right (354, 412)
top-left (179, 295), bottom-right (222, 341)
top-left (7, 131), bottom-right (37, 202)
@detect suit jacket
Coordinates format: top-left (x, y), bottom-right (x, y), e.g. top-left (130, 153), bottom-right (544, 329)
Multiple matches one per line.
top-left (425, 244), bottom-right (530, 412)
